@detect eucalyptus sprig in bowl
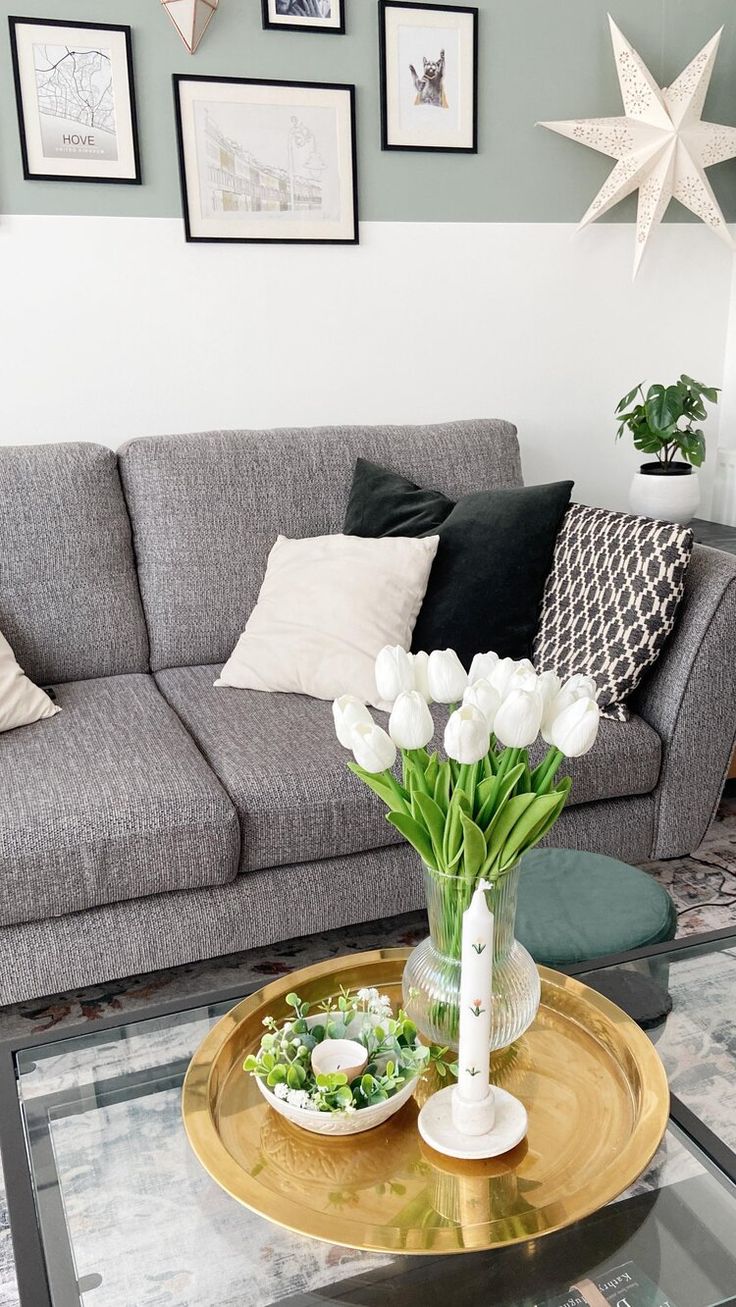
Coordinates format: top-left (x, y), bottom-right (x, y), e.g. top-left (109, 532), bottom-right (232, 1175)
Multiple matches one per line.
top-left (244, 987), bottom-right (455, 1136)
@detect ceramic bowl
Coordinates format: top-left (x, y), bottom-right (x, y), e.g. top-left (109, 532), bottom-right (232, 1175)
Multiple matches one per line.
top-left (254, 1070), bottom-right (419, 1135)
top-left (253, 1012), bottom-right (420, 1136)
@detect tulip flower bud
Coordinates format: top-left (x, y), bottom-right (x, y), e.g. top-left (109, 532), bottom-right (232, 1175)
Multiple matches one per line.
top-left (410, 650), bottom-right (433, 704)
top-left (541, 673), bottom-right (599, 743)
top-left (488, 657), bottom-right (536, 700)
top-left (546, 696), bottom-right (600, 758)
top-left (427, 649), bottom-right (468, 704)
top-left (562, 673), bottom-right (598, 701)
top-left (507, 664), bottom-right (539, 695)
top-left (374, 645), bottom-right (415, 706)
top-left (463, 677), bottom-right (502, 729)
top-left (468, 651), bottom-right (499, 686)
top-left (444, 704), bottom-right (491, 764)
top-left (332, 695), bottom-right (374, 749)
top-left (536, 669), bottom-right (562, 713)
top-left (493, 688), bottom-right (543, 748)
top-left (350, 721), bottom-right (397, 773)
top-left (388, 690), bottom-right (435, 750)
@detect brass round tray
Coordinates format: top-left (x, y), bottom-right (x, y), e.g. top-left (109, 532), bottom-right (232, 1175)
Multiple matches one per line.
top-left (182, 948), bottom-right (669, 1254)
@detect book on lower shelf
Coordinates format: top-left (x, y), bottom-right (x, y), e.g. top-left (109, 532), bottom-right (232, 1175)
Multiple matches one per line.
top-left (536, 1261), bottom-right (677, 1307)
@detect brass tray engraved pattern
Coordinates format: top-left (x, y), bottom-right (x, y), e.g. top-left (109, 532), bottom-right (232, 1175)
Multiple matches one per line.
top-left (182, 949), bottom-right (669, 1254)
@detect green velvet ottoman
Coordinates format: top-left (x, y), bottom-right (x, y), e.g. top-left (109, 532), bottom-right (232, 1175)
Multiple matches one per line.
top-left (516, 847), bottom-right (677, 967)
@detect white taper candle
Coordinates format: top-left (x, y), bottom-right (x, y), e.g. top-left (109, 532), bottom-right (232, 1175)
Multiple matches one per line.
top-left (456, 882), bottom-right (494, 1103)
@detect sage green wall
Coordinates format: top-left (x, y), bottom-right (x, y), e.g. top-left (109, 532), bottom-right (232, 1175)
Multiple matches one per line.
top-left (1, 0), bottom-right (735, 221)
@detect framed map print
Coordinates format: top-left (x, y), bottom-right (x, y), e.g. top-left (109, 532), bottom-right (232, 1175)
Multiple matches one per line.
top-left (173, 76), bottom-right (358, 244)
top-left (379, 1), bottom-right (478, 153)
top-left (8, 17), bottom-right (141, 183)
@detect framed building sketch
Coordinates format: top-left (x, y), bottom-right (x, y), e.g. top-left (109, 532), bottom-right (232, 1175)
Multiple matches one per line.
top-left (173, 75), bottom-right (358, 244)
top-left (8, 16), bottom-right (141, 183)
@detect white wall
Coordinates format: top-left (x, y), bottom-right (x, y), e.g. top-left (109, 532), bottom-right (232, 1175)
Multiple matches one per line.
top-left (718, 247), bottom-right (736, 446)
top-left (1, 214), bottom-right (733, 514)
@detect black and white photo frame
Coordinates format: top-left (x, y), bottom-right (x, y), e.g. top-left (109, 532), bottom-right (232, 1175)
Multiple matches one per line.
top-left (379, 0), bottom-right (478, 153)
top-left (8, 16), bottom-right (141, 183)
top-left (261, 1), bottom-right (346, 35)
top-left (173, 74), bottom-right (358, 244)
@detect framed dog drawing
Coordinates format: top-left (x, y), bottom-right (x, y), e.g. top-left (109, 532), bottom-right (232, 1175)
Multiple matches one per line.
top-left (378, 1), bottom-right (478, 153)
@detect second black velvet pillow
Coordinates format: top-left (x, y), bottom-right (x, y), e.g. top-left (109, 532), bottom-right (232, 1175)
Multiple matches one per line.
top-left (344, 458), bottom-right (573, 668)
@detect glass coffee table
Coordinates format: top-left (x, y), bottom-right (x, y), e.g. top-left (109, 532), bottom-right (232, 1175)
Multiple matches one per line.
top-left (2, 929), bottom-right (736, 1307)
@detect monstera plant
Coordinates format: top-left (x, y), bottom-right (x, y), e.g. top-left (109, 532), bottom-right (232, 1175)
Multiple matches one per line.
top-left (616, 374), bottom-right (719, 524)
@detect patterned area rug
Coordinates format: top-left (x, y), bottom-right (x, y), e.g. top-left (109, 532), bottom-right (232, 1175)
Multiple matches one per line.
top-left (1, 795), bottom-right (735, 1304)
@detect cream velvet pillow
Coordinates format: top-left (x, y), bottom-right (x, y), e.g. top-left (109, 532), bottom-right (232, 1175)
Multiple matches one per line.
top-left (215, 533), bottom-right (439, 707)
top-left (0, 632), bottom-right (60, 733)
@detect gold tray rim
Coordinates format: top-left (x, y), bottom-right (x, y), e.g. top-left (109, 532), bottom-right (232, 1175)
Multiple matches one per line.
top-left (182, 947), bottom-right (670, 1255)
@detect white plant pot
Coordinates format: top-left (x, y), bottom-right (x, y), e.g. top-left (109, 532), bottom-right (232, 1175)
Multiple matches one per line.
top-left (628, 465), bottom-right (700, 525)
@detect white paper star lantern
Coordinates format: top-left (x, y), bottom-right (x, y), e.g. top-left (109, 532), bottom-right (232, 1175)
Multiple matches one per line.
top-left (162, 0), bottom-right (218, 54)
top-left (539, 16), bottom-right (736, 275)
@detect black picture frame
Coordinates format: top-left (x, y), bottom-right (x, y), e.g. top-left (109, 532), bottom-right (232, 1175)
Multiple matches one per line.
top-left (261, 0), bottom-right (346, 35)
top-left (172, 74), bottom-right (359, 245)
top-left (378, 0), bottom-right (478, 153)
top-left (8, 15), bottom-right (141, 185)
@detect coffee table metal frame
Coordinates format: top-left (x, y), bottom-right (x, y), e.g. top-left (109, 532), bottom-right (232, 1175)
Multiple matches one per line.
top-left (1, 925), bottom-right (736, 1307)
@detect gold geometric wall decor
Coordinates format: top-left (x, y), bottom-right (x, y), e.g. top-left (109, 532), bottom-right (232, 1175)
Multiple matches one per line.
top-left (162, 0), bottom-right (218, 54)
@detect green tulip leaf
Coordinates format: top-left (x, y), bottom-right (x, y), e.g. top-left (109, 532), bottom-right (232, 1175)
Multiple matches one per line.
top-left (499, 793), bottom-right (562, 865)
top-left (405, 753), bottom-right (431, 797)
top-left (424, 753), bottom-right (440, 791)
top-left (482, 793), bottom-right (537, 872)
top-left (479, 764), bottom-right (526, 839)
top-left (413, 791), bottom-right (448, 867)
top-left (386, 811), bottom-right (437, 869)
top-left (347, 762), bottom-right (409, 814)
top-left (434, 763), bottom-right (452, 815)
top-left (443, 786), bottom-right (469, 865)
top-left (459, 811), bottom-right (486, 879)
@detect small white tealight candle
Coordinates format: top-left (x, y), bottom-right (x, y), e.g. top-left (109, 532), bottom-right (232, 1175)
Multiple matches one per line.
top-left (311, 1039), bottom-right (368, 1084)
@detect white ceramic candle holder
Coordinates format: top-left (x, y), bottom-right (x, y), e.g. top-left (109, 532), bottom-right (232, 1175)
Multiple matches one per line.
top-left (417, 1084), bottom-right (527, 1161)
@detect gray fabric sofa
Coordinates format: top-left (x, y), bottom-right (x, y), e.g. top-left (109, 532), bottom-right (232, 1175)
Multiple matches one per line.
top-left (1, 420), bottom-right (734, 1004)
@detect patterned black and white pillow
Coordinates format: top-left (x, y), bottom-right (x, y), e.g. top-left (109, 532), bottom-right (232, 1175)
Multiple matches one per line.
top-left (533, 504), bottom-right (694, 721)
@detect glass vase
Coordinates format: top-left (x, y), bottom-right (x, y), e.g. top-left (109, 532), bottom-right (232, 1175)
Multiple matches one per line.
top-left (402, 861), bottom-right (541, 1052)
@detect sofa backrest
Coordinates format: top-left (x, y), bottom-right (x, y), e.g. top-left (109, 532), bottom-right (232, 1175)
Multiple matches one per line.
top-left (0, 443), bottom-right (149, 685)
top-left (119, 419), bottom-right (521, 673)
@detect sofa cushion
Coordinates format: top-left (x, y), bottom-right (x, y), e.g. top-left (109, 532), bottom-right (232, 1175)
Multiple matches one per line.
top-left (534, 503), bottom-right (693, 721)
top-left (118, 421), bottom-right (521, 672)
top-left (0, 630), bottom-right (59, 733)
top-left (155, 665), bottom-right (662, 874)
top-left (0, 443), bottom-right (149, 685)
top-left (343, 457), bottom-right (573, 665)
top-left (216, 532), bottom-right (439, 707)
top-left (0, 675), bottom-right (239, 928)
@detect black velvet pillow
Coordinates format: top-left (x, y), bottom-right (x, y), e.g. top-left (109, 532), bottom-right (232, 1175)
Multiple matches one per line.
top-left (344, 458), bottom-right (573, 668)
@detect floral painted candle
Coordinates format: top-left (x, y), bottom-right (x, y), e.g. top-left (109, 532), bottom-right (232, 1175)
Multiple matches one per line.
top-left (456, 883), bottom-right (494, 1104)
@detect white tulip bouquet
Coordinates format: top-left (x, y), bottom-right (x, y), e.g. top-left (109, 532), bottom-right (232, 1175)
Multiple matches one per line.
top-left (333, 647), bottom-right (601, 961)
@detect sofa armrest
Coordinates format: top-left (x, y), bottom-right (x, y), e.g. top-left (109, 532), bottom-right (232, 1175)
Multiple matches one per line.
top-left (632, 543), bottom-right (736, 859)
